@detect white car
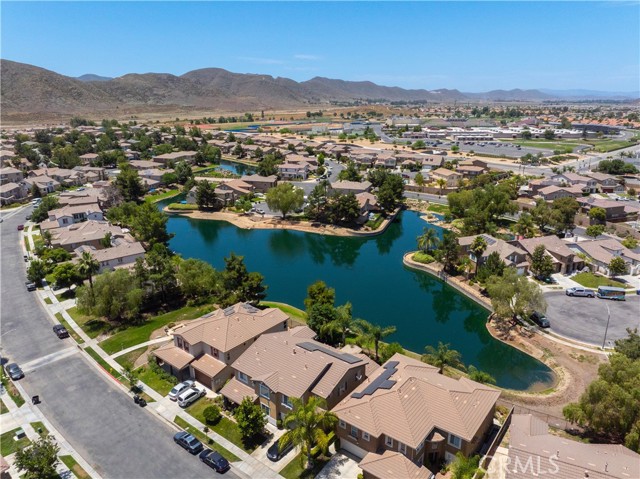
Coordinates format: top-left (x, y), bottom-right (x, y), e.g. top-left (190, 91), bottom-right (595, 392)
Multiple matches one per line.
top-left (168, 380), bottom-right (195, 401)
top-left (177, 384), bottom-right (207, 408)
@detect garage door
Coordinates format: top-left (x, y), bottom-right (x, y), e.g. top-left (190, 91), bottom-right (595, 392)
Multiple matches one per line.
top-left (340, 438), bottom-right (367, 459)
top-left (194, 369), bottom-right (211, 389)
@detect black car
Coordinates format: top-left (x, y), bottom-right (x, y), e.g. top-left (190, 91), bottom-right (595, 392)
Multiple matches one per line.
top-left (173, 431), bottom-right (203, 455)
top-left (25, 282), bottom-right (36, 292)
top-left (530, 311), bottom-right (550, 328)
top-left (266, 439), bottom-right (294, 462)
top-left (5, 363), bottom-right (24, 380)
top-left (199, 449), bottom-right (230, 473)
top-left (53, 324), bottom-right (70, 339)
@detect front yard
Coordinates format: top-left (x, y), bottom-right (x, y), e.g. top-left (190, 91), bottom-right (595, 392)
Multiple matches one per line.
top-left (572, 272), bottom-right (627, 289)
top-left (0, 428), bottom-right (31, 456)
top-left (173, 416), bottom-right (241, 462)
top-left (280, 453), bottom-right (330, 479)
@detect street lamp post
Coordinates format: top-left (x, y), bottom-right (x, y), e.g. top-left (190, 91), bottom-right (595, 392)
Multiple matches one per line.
top-left (602, 304), bottom-right (611, 350)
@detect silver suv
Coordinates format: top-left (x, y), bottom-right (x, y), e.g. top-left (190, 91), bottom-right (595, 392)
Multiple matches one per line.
top-left (566, 287), bottom-right (595, 298)
top-left (177, 384), bottom-right (206, 408)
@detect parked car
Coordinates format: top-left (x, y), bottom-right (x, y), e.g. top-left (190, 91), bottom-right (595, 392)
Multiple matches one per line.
top-left (17, 224), bottom-right (24, 231)
top-left (530, 311), bottom-right (550, 328)
top-left (565, 287), bottom-right (595, 298)
top-left (5, 363), bottom-right (24, 380)
top-left (177, 384), bottom-right (207, 408)
top-left (53, 324), bottom-right (70, 339)
top-left (168, 380), bottom-right (195, 401)
top-left (173, 431), bottom-right (203, 455)
top-left (25, 282), bottom-right (37, 292)
top-left (267, 439), bottom-right (294, 462)
top-left (199, 449), bottom-right (230, 473)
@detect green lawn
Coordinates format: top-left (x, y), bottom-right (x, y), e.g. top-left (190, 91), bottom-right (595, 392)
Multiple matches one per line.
top-left (412, 251), bottom-right (435, 264)
top-left (279, 453), bottom-right (330, 479)
top-left (427, 203), bottom-right (450, 215)
top-left (586, 139), bottom-right (636, 153)
top-left (55, 312), bottom-right (84, 344)
top-left (24, 237), bottom-right (31, 252)
top-left (173, 416), bottom-right (241, 462)
top-left (0, 428), bottom-right (31, 456)
top-left (1, 372), bottom-right (25, 407)
top-left (572, 272), bottom-right (627, 289)
top-left (44, 297), bottom-right (53, 305)
top-left (99, 304), bottom-right (212, 355)
top-left (85, 347), bottom-right (122, 380)
top-left (260, 301), bottom-right (307, 325)
top-left (59, 455), bottom-right (91, 479)
top-left (115, 346), bottom-right (149, 368)
top-left (505, 139), bottom-right (588, 152)
top-left (30, 421), bottom-right (49, 437)
top-left (145, 189), bottom-right (181, 203)
top-left (167, 202), bottom-right (199, 210)
top-left (67, 306), bottom-right (111, 339)
top-left (0, 399), bottom-right (8, 414)
top-left (135, 364), bottom-right (176, 396)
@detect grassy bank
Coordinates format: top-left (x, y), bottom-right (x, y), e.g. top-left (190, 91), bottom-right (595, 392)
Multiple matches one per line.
top-left (67, 306), bottom-right (110, 339)
top-left (145, 189), bottom-right (181, 203)
top-left (261, 301), bottom-right (307, 325)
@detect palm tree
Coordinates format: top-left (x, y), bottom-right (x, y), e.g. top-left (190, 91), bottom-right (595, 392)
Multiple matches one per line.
top-left (469, 236), bottom-right (487, 276)
top-left (457, 256), bottom-right (473, 280)
top-left (416, 227), bottom-right (439, 254)
top-left (41, 230), bottom-right (52, 247)
top-left (436, 178), bottom-right (447, 197)
top-left (77, 251), bottom-right (100, 289)
top-left (513, 212), bottom-right (536, 239)
top-left (279, 397), bottom-right (337, 470)
top-left (421, 341), bottom-right (465, 373)
top-left (467, 365), bottom-right (496, 385)
top-left (320, 302), bottom-right (355, 347)
top-left (353, 319), bottom-right (397, 363)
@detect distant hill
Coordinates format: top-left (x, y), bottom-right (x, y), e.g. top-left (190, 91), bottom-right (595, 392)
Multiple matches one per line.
top-left (1, 59), bottom-right (637, 121)
top-left (539, 88), bottom-right (640, 100)
top-left (76, 73), bottom-right (113, 82)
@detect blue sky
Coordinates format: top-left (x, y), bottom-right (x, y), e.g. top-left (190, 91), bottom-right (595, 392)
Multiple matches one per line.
top-left (2, 2), bottom-right (638, 92)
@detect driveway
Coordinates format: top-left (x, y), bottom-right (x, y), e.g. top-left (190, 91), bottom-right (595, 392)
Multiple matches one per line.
top-left (544, 291), bottom-right (640, 347)
top-left (315, 452), bottom-right (362, 479)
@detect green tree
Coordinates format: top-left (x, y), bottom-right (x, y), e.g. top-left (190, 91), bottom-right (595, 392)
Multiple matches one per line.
top-left (467, 365), bottom-right (496, 385)
top-left (52, 262), bottom-right (81, 290)
top-left (531, 199), bottom-right (552, 232)
top-left (234, 397), bottom-right (267, 440)
top-left (320, 302), bottom-right (355, 347)
top-left (31, 183), bottom-right (42, 198)
top-left (174, 161), bottom-right (193, 184)
top-left (257, 154), bottom-right (279, 177)
top-left (417, 227), bottom-right (439, 253)
top-left (513, 212), bottom-right (536, 238)
top-left (122, 364), bottom-right (139, 391)
top-left (77, 250), bottom-right (100, 290)
top-left (457, 256), bottom-right (474, 280)
top-left (222, 252), bottom-right (267, 306)
top-left (377, 174), bottom-right (405, 211)
top-left (521, 130), bottom-right (532, 140)
top-left (279, 397), bottom-right (338, 470)
top-left (449, 452), bottom-right (481, 479)
top-left (304, 280), bottom-right (335, 312)
top-left (265, 182), bottom-right (304, 219)
top-left (414, 172), bottom-right (425, 186)
top-left (435, 231), bottom-right (459, 273)
top-left (615, 328), bottom-right (640, 360)
top-left (589, 207), bottom-right (607, 224)
top-left (176, 258), bottom-right (219, 300)
top-left (436, 178), bottom-right (447, 196)
top-left (543, 129), bottom-right (555, 140)
top-left (530, 245), bottom-right (555, 279)
top-left (31, 196), bottom-right (60, 223)
top-left (305, 180), bottom-right (330, 222)
top-left (144, 244), bottom-right (178, 302)
top-left (622, 236), bottom-right (638, 250)
top-left (203, 405), bottom-right (222, 425)
top-left (195, 180), bottom-right (217, 209)
top-left (328, 193), bottom-right (360, 225)
top-left (585, 224), bottom-right (605, 239)
top-left (380, 342), bottom-right (405, 363)
top-left (485, 267), bottom-right (546, 320)
top-left (421, 341), bottom-right (465, 373)
top-left (337, 161), bottom-right (361, 182)
top-left (550, 197), bottom-right (580, 234)
top-left (15, 435), bottom-right (60, 479)
top-left (27, 259), bottom-right (47, 285)
top-left (115, 163), bottom-right (144, 202)
top-left (132, 202), bottom-right (172, 246)
top-left (470, 236), bottom-right (488, 276)
top-left (608, 256), bottom-right (628, 277)
top-left (307, 303), bottom-right (338, 337)
top-left (353, 319), bottom-right (397, 363)
top-left (76, 269), bottom-right (144, 323)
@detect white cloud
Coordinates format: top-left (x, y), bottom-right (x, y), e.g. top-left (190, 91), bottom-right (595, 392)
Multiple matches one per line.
top-left (294, 54), bottom-right (321, 61)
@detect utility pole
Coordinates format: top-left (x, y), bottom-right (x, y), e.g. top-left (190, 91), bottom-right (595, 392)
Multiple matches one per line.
top-left (602, 303), bottom-right (611, 350)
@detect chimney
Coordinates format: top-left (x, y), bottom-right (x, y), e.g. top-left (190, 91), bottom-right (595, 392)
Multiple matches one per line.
top-left (605, 463), bottom-right (608, 473)
top-left (292, 349), bottom-right (296, 355)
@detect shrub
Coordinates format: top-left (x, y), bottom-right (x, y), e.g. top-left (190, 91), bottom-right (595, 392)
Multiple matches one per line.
top-left (203, 405), bottom-right (222, 425)
top-left (413, 252), bottom-right (435, 264)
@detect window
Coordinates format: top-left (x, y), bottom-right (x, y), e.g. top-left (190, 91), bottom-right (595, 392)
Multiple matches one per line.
top-left (259, 384), bottom-right (270, 399)
top-left (398, 442), bottom-right (407, 455)
top-left (385, 435), bottom-right (393, 448)
top-left (339, 381), bottom-right (347, 395)
top-left (260, 403), bottom-right (270, 416)
top-left (339, 420), bottom-right (346, 429)
top-left (211, 347), bottom-right (219, 358)
top-left (281, 395), bottom-right (293, 409)
top-left (176, 337), bottom-right (183, 348)
top-left (238, 372), bottom-right (248, 384)
top-left (448, 434), bottom-right (462, 449)
top-left (362, 431), bottom-right (370, 441)
top-left (350, 425), bottom-right (358, 439)
top-left (183, 343), bottom-right (190, 352)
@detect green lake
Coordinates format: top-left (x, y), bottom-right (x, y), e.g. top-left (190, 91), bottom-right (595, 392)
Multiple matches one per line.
top-left (162, 202), bottom-right (554, 391)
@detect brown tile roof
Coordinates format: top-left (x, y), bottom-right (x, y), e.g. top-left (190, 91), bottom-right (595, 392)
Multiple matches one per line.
top-left (332, 354), bottom-right (500, 449)
top-left (191, 354), bottom-right (226, 378)
top-left (154, 343), bottom-right (194, 370)
top-left (506, 415), bottom-right (639, 479)
top-left (75, 241), bottom-right (145, 263)
top-left (176, 303), bottom-right (288, 353)
top-left (360, 451), bottom-right (431, 479)
top-left (219, 377), bottom-right (257, 404)
top-left (517, 235), bottom-right (575, 259)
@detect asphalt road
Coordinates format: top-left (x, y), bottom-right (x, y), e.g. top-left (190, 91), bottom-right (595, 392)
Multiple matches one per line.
top-left (0, 206), bottom-right (242, 479)
top-left (544, 291), bottom-right (640, 347)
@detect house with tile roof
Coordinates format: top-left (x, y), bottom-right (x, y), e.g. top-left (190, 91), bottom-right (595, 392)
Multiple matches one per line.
top-left (360, 450), bottom-right (432, 479)
top-left (458, 234), bottom-right (529, 275)
top-left (430, 168), bottom-right (462, 187)
top-left (51, 220), bottom-right (135, 252)
top-left (569, 238), bottom-right (640, 276)
top-left (505, 414), bottom-right (639, 479)
top-left (154, 303), bottom-right (290, 391)
top-left (220, 326), bottom-right (371, 426)
top-left (74, 241), bottom-right (145, 273)
top-left (515, 235), bottom-right (585, 275)
top-left (332, 353), bottom-right (500, 470)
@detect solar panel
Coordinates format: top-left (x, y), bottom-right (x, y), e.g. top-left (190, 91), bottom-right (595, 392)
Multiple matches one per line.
top-left (351, 361), bottom-right (399, 399)
top-left (297, 342), bottom-right (362, 364)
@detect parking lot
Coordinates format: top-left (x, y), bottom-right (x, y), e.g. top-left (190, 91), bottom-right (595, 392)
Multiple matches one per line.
top-left (544, 291), bottom-right (640, 347)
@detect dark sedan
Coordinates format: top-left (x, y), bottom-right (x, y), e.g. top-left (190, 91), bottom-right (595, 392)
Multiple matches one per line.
top-left (53, 324), bottom-right (70, 339)
top-left (5, 363), bottom-right (24, 380)
top-left (173, 431), bottom-right (203, 455)
top-left (199, 449), bottom-right (230, 473)
top-left (267, 439), bottom-right (294, 461)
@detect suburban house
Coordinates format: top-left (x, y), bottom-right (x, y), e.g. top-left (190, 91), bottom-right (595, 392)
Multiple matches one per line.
top-left (456, 164), bottom-right (487, 178)
top-left (58, 189), bottom-right (104, 207)
top-left (139, 168), bottom-right (173, 183)
top-left (220, 326), bottom-right (371, 426)
top-left (330, 180), bottom-right (373, 195)
top-left (45, 203), bottom-right (104, 228)
top-left (51, 220), bottom-right (136, 252)
top-left (458, 234), bottom-right (529, 275)
top-left (576, 197), bottom-right (640, 223)
top-left (30, 167), bottom-right (85, 187)
top-left (515, 235), bottom-right (585, 275)
top-left (240, 174), bottom-right (277, 193)
top-left (152, 151), bottom-right (198, 166)
top-left (214, 179), bottom-right (254, 205)
top-left (74, 241), bottom-right (145, 273)
top-left (569, 238), bottom-right (640, 276)
top-left (505, 414), bottom-right (639, 479)
top-left (0, 150), bottom-right (17, 165)
top-left (129, 160), bottom-right (160, 170)
top-left (356, 192), bottom-right (380, 223)
top-left (79, 153), bottom-right (99, 165)
top-left (360, 450), bottom-right (431, 479)
top-left (154, 303), bottom-right (289, 390)
top-left (0, 166), bottom-right (24, 184)
top-left (536, 185), bottom-right (584, 201)
top-left (429, 168), bottom-right (462, 187)
top-left (0, 182), bottom-right (28, 205)
top-left (23, 175), bottom-right (60, 195)
top-left (586, 172), bottom-right (624, 193)
top-left (278, 162), bottom-right (309, 180)
top-left (550, 172), bottom-right (598, 193)
top-left (332, 354), bottom-right (500, 470)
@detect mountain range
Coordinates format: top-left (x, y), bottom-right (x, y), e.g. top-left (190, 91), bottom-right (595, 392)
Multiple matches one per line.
top-left (1, 59), bottom-right (637, 121)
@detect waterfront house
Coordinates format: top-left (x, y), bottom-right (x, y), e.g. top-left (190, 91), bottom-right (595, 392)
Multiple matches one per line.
top-left (515, 235), bottom-right (585, 275)
top-left (240, 174), bottom-right (277, 193)
top-left (430, 168), bottom-right (462, 187)
top-left (51, 220), bottom-right (136, 252)
top-left (458, 234), bottom-right (529, 275)
top-left (74, 241), bottom-right (145, 273)
top-left (152, 151), bottom-right (198, 167)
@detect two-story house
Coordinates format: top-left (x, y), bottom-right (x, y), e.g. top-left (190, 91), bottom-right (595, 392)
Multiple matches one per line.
top-left (586, 172), bottom-right (624, 193)
top-left (278, 162), bottom-right (309, 180)
top-left (74, 241), bottom-right (145, 273)
top-left (220, 326), bottom-right (372, 426)
top-left (154, 303), bottom-right (290, 390)
top-left (330, 180), bottom-right (372, 196)
top-left (515, 235), bottom-right (585, 275)
top-left (458, 234), bottom-right (529, 275)
top-left (332, 354), bottom-right (500, 472)
top-left (45, 203), bottom-right (104, 228)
